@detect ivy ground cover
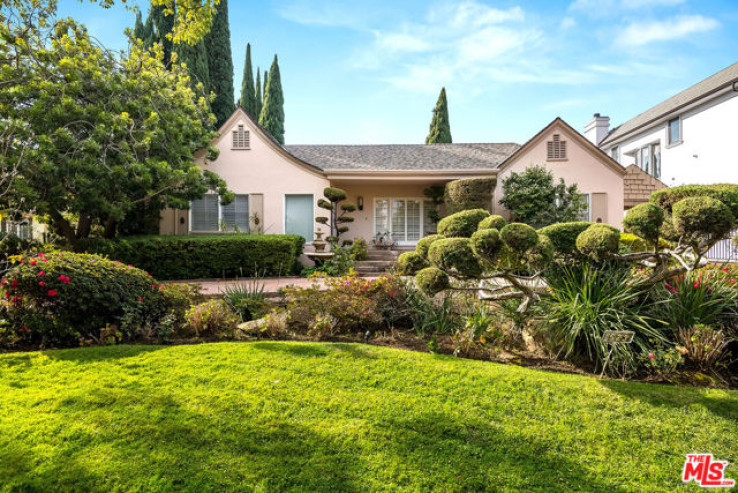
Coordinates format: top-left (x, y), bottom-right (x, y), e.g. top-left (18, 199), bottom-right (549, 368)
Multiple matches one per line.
top-left (0, 342), bottom-right (736, 491)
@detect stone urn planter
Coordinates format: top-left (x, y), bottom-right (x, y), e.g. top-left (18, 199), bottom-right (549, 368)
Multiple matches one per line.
top-left (313, 231), bottom-right (327, 253)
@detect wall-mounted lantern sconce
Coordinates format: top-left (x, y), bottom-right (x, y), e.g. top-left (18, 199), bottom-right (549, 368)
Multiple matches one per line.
top-left (357, 196), bottom-right (364, 211)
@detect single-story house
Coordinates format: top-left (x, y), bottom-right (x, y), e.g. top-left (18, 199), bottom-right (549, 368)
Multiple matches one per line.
top-left (159, 108), bottom-right (626, 247)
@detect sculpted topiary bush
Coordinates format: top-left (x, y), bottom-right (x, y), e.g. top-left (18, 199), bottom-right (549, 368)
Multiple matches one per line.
top-left (444, 177), bottom-right (495, 214)
top-left (470, 228), bottom-right (502, 259)
top-left (415, 267), bottom-right (450, 296)
top-left (396, 251), bottom-right (428, 276)
top-left (651, 184), bottom-right (738, 217)
top-left (672, 196), bottom-right (734, 242)
top-left (477, 215), bottom-right (507, 231)
top-left (622, 203), bottom-right (664, 245)
top-left (428, 238), bottom-right (483, 277)
top-left (500, 223), bottom-right (538, 252)
top-left (415, 234), bottom-right (445, 257)
top-left (538, 222), bottom-right (592, 256)
top-left (576, 224), bottom-right (620, 260)
top-left (437, 209), bottom-right (490, 238)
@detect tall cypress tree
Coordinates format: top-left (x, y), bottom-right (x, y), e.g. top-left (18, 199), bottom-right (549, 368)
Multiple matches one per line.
top-left (151, 5), bottom-right (174, 67)
top-left (204, 0), bottom-right (235, 127)
top-left (426, 87), bottom-right (452, 144)
top-left (254, 67), bottom-right (262, 119)
top-left (133, 11), bottom-right (145, 40)
top-left (176, 40), bottom-right (211, 95)
top-left (239, 43), bottom-right (257, 116)
top-left (142, 10), bottom-right (155, 48)
top-left (259, 55), bottom-right (285, 144)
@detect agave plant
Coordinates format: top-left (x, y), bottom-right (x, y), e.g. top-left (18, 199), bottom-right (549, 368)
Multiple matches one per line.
top-left (542, 262), bottom-right (664, 375)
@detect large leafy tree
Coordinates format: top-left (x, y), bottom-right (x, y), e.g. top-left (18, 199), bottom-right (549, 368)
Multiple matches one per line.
top-left (204, 0), bottom-right (234, 127)
top-left (259, 55), bottom-right (285, 144)
top-left (499, 166), bottom-right (586, 228)
top-left (239, 43), bottom-right (257, 117)
top-left (150, 3), bottom-right (174, 66)
top-left (0, 4), bottom-right (232, 246)
top-left (175, 39), bottom-right (210, 94)
top-left (426, 87), bottom-right (452, 144)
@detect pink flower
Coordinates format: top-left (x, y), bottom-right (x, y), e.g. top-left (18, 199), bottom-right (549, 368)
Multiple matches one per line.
top-left (648, 353), bottom-right (655, 360)
top-left (694, 281), bottom-right (699, 288)
top-left (47, 290), bottom-right (58, 297)
top-left (58, 275), bottom-right (70, 284)
top-left (390, 290), bottom-right (395, 297)
top-left (29, 260), bottom-right (37, 266)
top-left (730, 279), bottom-right (735, 284)
top-left (138, 297), bottom-right (143, 301)
top-left (11, 280), bottom-right (17, 289)
top-left (37, 271), bottom-right (44, 276)
top-left (19, 327), bottom-right (29, 333)
top-left (39, 281), bottom-right (45, 287)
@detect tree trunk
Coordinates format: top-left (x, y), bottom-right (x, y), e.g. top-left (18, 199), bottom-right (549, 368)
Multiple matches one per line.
top-left (76, 214), bottom-right (91, 239)
top-left (103, 216), bottom-right (117, 239)
top-left (49, 210), bottom-right (77, 248)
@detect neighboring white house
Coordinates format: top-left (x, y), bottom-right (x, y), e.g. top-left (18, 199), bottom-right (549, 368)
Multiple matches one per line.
top-left (585, 62), bottom-right (738, 186)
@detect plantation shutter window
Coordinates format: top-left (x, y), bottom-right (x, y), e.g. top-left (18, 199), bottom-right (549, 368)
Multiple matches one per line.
top-left (190, 195), bottom-right (219, 231)
top-left (221, 195), bottom-right (250, 232)
top-left (547, 134), bottom-right (567, 160)
top-left (232, 125), bottom-right (250, 149)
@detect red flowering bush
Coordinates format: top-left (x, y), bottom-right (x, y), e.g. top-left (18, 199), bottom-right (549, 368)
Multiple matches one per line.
top-left (1, 252), bottom-right (167, 346)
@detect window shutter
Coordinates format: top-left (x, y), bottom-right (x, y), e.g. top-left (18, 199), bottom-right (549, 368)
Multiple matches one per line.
top-left (547, 134), bottom-right (567, 160)
top-left (191, 195), bottom-right (219, 231)
top-left (232, 125), bottom-right (250, 149)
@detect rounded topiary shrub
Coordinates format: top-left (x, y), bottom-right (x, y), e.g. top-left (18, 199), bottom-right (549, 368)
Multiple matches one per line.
top-left (672, 196), bottom-right (734, 240)
top-left (576, 224), bottom-right (620, 260)
top-left (323, 187), bottom-right (348, 202)
top-left (619, 233), bottom-right (647, 253)
top-left (396, 251), bottom-right (428, 276)
top-left (623, 203), bottom-right (664, 244)
top-left (526, 235), bottom-right (554, 271)
top-left (471, 228), bottom-right (501, 260)
top-left (444, 177), bottom-right (496, 214)
top-left (651, 184), bottom-right (738, 217)
top-left (437, 209), bottom-right (490, 238)
top-left (477, 215), bottom-right (507, 231)
top-left (537, 222), bottom-right (592, 256)
top-left (1, 252), bottom-right (166, 345)
top-left (428, 238), bottom-right (483, 277)
top-left (415, 234), bottom-right (445, 258)
top-left (414, 267), bottom-right (450, 296)
top-left (500, 223), bottom-right (539, 252)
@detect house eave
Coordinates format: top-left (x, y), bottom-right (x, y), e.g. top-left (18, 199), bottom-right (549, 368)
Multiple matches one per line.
top-left (324, 169), bottom-right (498, 181)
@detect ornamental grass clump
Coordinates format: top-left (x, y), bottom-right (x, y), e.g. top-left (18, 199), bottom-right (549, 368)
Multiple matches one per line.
top-left (1, 252), bottom-right (167, 346)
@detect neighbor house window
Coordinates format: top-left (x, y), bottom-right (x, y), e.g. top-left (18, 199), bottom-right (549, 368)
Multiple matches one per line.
top-left (610, 146), bottom-right (619, 163)
top-left (232, 124), bottom-right (250, 149)
top-left (634, 143), bottom-right (660, 177)
top-left (1, 218), bottom-right (33, 240)
top-left (668, 118), bottom-right (681, 145)
top-left (547, 134), bottom-right (567, 160)
top-left (652, 143), bottom-right (661, 179)
top-left (190, 194), bottom-right (250, 232)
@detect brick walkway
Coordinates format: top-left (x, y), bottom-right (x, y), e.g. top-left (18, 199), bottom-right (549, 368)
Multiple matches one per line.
top-left (170, 276), bottom-right (379, 296)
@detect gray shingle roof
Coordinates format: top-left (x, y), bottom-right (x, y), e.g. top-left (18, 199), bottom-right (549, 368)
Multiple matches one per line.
top-left (601, 62), bottom-right (738, 146)
top-left (282, 143), bottom-right (520, 171)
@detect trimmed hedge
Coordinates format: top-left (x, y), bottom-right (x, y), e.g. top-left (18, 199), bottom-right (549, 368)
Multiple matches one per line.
top-left (576, 224), bottom-right (620, 260)
top-left (471, 228), bottom-right (502, 260)
top-left (500, 223), bottom-right (538, 252)
top-left (538, 222), bottom-right (592, 256)
top-left (415, 267), bottom-right (450, 296)
top-left (428, 238), bottom-right (483, 277)
top-left (437, 209), bottom-right (490, 238)
top-left (79, 234), bottom-right (306, 280)
top-left (651, 184), bottom-right (738, 217)
top-left (415, 234), bottom-right (445, 258)
top-left (444, 177), bottom-right (496, 214)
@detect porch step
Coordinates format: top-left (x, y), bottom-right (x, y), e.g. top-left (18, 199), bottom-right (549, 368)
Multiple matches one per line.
top-left (354, 259), bottom-right (395, 275)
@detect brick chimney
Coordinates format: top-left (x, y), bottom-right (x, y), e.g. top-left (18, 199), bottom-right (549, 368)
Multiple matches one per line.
top-left (584, 113), bottom-right (610, 146)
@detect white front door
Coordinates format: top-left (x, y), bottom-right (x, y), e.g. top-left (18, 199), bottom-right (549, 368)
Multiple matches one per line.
top-left (375, 198), bottom-right (422, 245)
top-left (285, 194), bottom-right (314, 242)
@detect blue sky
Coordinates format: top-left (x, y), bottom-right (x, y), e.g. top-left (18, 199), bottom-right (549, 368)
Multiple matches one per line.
top-left (58, 0), bottom-right (738, 145)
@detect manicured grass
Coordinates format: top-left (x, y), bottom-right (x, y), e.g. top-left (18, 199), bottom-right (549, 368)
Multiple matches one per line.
top-left (1, 343), bottom-right (736, 492)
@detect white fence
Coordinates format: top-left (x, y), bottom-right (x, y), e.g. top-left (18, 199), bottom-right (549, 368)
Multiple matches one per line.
top-left (706, 228), bottom-right (738, 262)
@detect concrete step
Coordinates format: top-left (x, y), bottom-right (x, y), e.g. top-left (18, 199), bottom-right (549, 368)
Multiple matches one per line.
top-left (355, 259), bottom-right (395, 275)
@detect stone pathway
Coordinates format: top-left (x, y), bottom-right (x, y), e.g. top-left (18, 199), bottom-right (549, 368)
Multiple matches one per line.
top-left (169, 276), bottom-right (379, 297)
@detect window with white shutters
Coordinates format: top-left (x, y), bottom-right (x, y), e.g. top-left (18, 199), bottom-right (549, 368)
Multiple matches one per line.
top-left (191, 195), bottom-right (250, 232)
top-left (232, 125), bottom-right (250, 149)
top-left (547, 134), bottom-right (567, 160)
top-left (221, 195), bottom-right (250, 231)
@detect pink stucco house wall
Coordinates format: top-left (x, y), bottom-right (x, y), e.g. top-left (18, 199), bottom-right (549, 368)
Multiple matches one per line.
top-left (160, 108), bottom-right (626, 247)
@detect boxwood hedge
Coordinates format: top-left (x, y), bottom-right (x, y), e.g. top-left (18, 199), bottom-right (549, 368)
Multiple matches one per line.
top-left (79, 235), bottom-right (306, 280)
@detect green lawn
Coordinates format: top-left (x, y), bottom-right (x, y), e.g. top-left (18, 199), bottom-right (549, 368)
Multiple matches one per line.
top-left (0, 343), bottom-right (736, 492)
